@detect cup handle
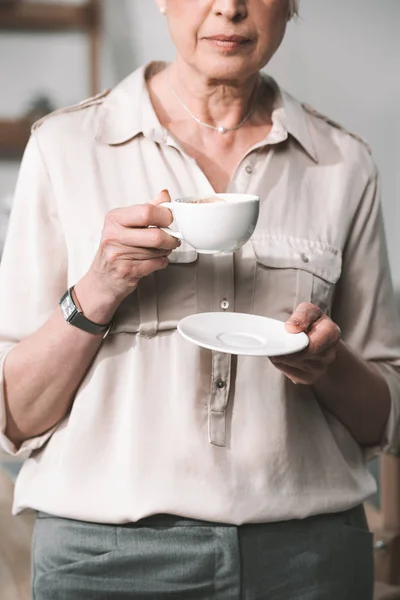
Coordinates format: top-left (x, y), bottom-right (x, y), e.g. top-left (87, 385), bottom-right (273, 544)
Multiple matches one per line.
top-left (159, 202), bottom-right (183, 239)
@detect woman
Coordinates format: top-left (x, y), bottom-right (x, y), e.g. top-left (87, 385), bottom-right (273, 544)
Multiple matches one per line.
top-left (0, 1), bottom-right (399, 598)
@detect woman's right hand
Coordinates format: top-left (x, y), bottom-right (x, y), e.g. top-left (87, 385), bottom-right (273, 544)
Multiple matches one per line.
top-left (73, 190), bottom-right (179, 324)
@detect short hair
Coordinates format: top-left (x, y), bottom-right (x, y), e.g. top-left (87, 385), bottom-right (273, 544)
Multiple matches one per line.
top-left (289, 0), bottom-right (299, 19)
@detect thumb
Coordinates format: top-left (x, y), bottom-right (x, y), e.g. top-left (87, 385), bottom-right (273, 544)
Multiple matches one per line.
top-left (285, 303), bottom-right (322, 333)
top-left (285, 317), bottom-right (304, 334)
top-left (150, 189), bottom-right (172, 207)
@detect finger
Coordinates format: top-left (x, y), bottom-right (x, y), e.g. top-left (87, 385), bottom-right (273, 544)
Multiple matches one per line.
top-left (149, 190), bottom-right (174, 229)
top-left (104, 225), bottom-right (180, 251)
top-left (133, 256), bottom-right (170, 278)
top-left (307, 315), bottom-right (341, 355)
top-left (96, 245), bottom-right (174, 272)
top-left (285, 302), bottom-right (322, 334)
top-left (270, 361), bottom-right (325, 385)
top-left (128, 247), bottom-right (174, 259)
top-left (107, 202), bottom-right (173, 229)
top-left (108, 247), bottom-right (174, 261)
top-left (273, 318), bottom-right (340, 365)
top-left (150, 189), bottom-right (172, 207)
top-left (271, 344), bottom-right (337, 369)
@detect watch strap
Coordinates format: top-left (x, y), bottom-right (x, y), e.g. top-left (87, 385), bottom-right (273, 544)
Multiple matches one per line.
top-left (59, 288), bottom-right (112, 337)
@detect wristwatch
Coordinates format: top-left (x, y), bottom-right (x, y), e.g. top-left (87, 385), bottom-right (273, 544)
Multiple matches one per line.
top-left (59, 287), bottom-right (112, 338)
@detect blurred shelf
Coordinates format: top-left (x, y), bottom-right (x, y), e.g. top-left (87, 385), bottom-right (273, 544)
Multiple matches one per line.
top-left (0, 1), bottom-right (101, 160)
top-left (0, 1), bottom-right (98, 32)
top-left (0, 118), bottom-right (31, 158)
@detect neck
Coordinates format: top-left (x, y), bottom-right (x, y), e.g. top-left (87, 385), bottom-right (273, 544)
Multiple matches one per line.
top-left (165, 59), bottom-right (261, 131)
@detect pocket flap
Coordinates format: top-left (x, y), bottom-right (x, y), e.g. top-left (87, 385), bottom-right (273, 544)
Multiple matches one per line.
top-left (251, 234), bottom-right (342, 284)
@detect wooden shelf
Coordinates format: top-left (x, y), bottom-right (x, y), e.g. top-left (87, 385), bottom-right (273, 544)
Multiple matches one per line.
top-left (0, 118), bottom-right (31, 158)
top-left (0, 2), bottom-right (98, 32)
top-left (0, 1), bottom-right (101, 159)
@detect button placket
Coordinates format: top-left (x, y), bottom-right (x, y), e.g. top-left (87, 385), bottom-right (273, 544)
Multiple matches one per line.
top-left (137, 273), bottom-right (159, 338)
top-left (196, 254), bottom-right (215, 314)
top-left (209, 351), bottom-right (232, 447)
top-left (229, 153), bottom-right (257, 193)
top-left (208, 253), bottom-right (235, 447)
top-left (214, 253), bottom-right (234, 314)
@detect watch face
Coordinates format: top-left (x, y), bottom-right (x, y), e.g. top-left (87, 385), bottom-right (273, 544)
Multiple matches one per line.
top-left (61, 293), bottom-right (77, 321)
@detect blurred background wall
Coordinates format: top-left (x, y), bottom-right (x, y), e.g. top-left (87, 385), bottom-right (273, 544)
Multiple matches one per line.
top-left (0, 0), bottom-right (399, 285)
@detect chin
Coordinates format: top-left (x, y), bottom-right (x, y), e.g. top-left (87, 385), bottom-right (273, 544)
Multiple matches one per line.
top-left (196, 59), bottom-right (260, 83)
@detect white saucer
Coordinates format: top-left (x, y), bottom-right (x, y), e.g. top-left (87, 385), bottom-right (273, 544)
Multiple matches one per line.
top-left (177, 312), bottom-right (309, 357)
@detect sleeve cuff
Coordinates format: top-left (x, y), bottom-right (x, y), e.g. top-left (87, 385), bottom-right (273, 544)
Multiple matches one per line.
top-left (374, 362), bottom-right (400, 456)
top-left (0, 344), bottom-right (58, 457)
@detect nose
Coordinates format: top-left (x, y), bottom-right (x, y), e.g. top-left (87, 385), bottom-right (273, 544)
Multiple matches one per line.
top-left (212, 0), bottom-right (248, 21)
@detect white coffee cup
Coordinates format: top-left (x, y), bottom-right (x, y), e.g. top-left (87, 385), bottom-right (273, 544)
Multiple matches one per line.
top-left (160, 193), bottom-right (260, 254)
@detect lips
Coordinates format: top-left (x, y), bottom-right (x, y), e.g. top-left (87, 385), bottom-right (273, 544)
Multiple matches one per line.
top-left (203, 35), bottom-right (254, 51)
top-left (205, 34), bottom-right (252, 44)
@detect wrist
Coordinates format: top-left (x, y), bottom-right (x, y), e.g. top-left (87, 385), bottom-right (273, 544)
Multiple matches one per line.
top-left (60, 288), bottom-right (112, 337)
top-left (73, 274), bottom-right (127, 325)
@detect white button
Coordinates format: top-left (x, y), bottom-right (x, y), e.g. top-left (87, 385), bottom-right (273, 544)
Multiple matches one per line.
top-left (221, 299), bottom-right (230, 310)
top-left (245, 165), bottom-right (253, 174)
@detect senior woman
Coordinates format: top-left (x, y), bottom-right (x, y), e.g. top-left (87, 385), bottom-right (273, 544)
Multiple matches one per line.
top-left (1, 0), bottom-right (400, 598)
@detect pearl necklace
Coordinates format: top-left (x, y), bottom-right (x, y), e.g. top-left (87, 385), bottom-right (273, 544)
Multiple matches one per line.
top-left (166, 73), bottom-right (258, 134)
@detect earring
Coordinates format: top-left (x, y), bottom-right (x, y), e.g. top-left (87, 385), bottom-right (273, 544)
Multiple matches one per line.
top-left (159, 6), bottom-right (166, 15)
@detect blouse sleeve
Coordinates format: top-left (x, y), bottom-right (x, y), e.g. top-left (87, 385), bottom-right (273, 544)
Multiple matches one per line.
top-left (0, 133), bottom-right (68, 456)
top-left (331, 165), bottom-right (400, 455)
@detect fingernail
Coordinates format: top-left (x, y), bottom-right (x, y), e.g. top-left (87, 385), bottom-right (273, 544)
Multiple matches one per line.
top-left (286, 319), bottom-right (301, 327)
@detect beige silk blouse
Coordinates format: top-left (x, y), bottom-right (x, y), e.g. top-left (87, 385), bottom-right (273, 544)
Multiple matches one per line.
top-left (1, 63), bottom-right (400, 525)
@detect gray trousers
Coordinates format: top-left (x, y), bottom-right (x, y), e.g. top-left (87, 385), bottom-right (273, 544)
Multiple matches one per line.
top-left (32, 506), bottom-right (373, 600)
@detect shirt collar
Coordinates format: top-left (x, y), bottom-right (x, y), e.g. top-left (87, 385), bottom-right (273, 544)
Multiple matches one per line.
top-left (95, 63), bottom-right (168, 146)
top-left (96, 63), bottom-right (319, 163)
top-left (264, 74), bottom-right (319, 163)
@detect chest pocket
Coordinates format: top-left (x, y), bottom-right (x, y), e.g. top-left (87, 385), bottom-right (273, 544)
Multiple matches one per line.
top-left (250, 234), bottom-right (342, 320)
top-left (111, 242), bottom-right (199, 338)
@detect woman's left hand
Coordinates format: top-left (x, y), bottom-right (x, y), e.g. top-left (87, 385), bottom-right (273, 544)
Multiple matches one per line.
top-left (270, 302), bottom-right (342, 385)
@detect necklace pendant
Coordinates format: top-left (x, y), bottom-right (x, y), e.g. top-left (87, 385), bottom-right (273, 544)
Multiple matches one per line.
top-left (218, 126), bottom-right (227, 134)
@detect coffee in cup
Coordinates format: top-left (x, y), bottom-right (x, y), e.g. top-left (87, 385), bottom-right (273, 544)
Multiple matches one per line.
top-left (186, 196), bottom-right (226, 204)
